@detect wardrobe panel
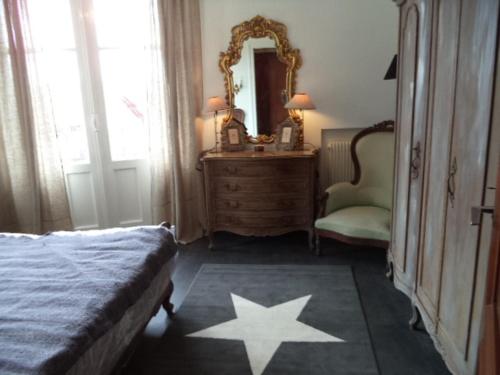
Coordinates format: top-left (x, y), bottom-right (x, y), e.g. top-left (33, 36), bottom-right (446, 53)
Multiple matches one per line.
top-left (438, 0), bottom-right (499, 371)
top-left (415, 0), bottom-right (460, 326)
top-left (392, 5), bottom-right (418, 290)
top-left (391, 0), bottom-right (432, 294)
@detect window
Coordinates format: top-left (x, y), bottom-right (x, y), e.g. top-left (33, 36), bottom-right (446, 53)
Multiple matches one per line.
top-left (24, 0), bottom-right (89, 164)
top-left (15, 0), bottom-right (163, 228)
top-left (22, 0), bottom-right (163, 164)
top-left (93, 0), bottom-right (159, 161)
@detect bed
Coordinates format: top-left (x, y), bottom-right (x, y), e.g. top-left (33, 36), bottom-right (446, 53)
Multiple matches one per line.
top-left (0, 224), bottom-right (178, 375)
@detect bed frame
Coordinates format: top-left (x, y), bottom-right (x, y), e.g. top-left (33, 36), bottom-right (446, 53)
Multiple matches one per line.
top-left (111, 280), bottom-right (175, 375)
top-left (112, 221), bottom-right (177, 374)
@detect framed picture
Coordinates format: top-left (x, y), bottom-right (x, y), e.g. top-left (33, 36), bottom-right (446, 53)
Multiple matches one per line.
top-left (275, 118), bottom-right (299, 151)
top-left (281, 127), bottom-right (292, 143)
top-left (228, 128), bottom-right (240, 144)
top-left (221, 118), bottom-right (246, 151)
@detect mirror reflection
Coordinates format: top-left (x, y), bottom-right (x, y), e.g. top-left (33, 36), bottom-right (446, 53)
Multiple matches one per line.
top-left (232, 37), bottom-right (288, 136)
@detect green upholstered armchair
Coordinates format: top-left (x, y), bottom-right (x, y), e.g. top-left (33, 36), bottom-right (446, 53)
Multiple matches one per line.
top-left (315, 121), bottom-right (395, 255)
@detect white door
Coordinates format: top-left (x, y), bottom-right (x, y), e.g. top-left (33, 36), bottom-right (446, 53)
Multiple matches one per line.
top-left (28, 0), bottom-right (158, 229)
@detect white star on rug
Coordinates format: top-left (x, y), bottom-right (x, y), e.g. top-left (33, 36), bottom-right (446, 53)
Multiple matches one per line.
top-left (187, 294), bottom-right (345, 375)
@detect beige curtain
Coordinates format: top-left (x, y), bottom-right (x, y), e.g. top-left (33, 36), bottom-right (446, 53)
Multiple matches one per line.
top-left (0, 0), bottom-right (72, 233)
top-left (149, 0), bottom-right (205, 243)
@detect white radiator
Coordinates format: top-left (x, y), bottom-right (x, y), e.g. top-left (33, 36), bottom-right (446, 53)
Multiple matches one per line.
top-left (325, 140), bottom-right (355, 186)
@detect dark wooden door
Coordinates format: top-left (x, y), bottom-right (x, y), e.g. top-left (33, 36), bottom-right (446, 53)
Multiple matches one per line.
top-left (254, 50), bottom-right (288, 135)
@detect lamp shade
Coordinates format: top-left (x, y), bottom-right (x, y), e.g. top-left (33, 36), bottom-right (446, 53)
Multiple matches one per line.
top-left (205, 96), bottom-right (229, 113)
top-left (284, 93), bottom-right (316, 110)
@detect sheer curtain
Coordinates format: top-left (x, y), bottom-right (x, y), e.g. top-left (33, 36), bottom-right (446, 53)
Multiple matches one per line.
top-left (1, 0), bottom-right (204, 238)
top-left (149, 0), bottom-right (205, 243)
top-left (0, 0), bottom-right (72, 233)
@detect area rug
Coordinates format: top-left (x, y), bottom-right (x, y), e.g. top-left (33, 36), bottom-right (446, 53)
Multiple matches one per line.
top-left (156, 264), bottom-right (378, 375)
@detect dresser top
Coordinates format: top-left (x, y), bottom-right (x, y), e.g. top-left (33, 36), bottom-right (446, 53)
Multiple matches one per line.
top-left (201, 148), bottom-right (318, 161)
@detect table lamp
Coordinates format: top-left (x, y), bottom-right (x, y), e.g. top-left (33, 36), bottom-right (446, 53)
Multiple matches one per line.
top-left (205, 96), bottom-right (229, 153)
top-left (285, 93), bottom-right (316, 126)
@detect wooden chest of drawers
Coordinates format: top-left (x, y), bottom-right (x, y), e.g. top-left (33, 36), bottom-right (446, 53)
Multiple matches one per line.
top-left (200, 149), bottom-right (318, 250)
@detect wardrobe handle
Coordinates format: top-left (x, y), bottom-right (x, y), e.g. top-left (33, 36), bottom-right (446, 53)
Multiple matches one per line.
top-left (223, 166), bottom-right (238, 174)
top-left (470, 206), bottom-right (494, 225)
top-left (410, 141), bottom-right (421, 179)
top-left (447, 156), bottom-right (457, 208)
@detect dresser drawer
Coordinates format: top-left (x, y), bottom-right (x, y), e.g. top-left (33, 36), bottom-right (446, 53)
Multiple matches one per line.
top-left (215, 211), bottom-right (308, 228)
top-left (215, 196), bottom-right (308, 211)
top-left (212, 159), bottom-right (309, 178)
top-left (200, 149), bottom-right (318, 247)
top-left (213, 177), bottom-right (308, 194)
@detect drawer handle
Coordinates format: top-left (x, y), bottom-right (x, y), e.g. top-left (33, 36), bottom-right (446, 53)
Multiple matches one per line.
top-left (277, 200), bottom-right (295, 208)
top-left (276, 167), bottom-right (292, 174)
top-left (224, 201), bottom-right (240, 209)
top-left (224, 183), bottom-right (240, 192)
top-left (280, 182), bottom-right (298, 191)
top-left (223, 166), bottom-right (238, 174)
top-left (222, 216), bottom-right (241, 225)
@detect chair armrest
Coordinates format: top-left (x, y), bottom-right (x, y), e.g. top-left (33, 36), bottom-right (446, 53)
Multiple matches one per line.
top-left (320, 182), bottom-right (363, 217)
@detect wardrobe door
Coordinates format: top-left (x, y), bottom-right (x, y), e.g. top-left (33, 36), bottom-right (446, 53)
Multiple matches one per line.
top-left (414, 0), bottom-right (460, 331)
top-left (438, 0), bottom-right (499, 373)
top-left (391, 0), bottom-right (432, 295)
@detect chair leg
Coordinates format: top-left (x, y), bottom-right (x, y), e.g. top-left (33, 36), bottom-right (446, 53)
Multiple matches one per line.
top-left (308, 229), bottom-right (314, 252)
top-left (315, 234), bottom-right (321, 256)
top-left (409, 303), bottom-right (421, 330)
top-left (385, 261), bottom-right (394, 281)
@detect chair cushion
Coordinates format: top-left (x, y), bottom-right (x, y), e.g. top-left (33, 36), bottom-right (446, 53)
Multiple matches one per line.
top-left (315, 206), bottom-right (391, 242)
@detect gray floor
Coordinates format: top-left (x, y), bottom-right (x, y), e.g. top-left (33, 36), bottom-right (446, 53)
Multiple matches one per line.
top-left (124, 232), bottom-right (451, 375)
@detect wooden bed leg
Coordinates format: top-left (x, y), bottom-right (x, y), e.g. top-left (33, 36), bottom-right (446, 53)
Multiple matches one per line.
top-left (162, 281), bottom-right (175, 319)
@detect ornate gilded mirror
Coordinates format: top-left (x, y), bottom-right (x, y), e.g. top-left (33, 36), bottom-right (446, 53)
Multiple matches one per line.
top-left (219, 15), bottom-right (302, 144)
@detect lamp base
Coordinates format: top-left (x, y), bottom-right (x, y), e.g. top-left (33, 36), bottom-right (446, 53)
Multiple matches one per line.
top-left (207, 144), bottom-right (221, 153)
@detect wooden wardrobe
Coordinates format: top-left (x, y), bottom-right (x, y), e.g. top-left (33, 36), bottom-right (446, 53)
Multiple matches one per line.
top-left (389, 0), bottom-right (500, 374)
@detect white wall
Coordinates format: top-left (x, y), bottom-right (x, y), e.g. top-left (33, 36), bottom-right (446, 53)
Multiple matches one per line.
top-left (200, 0), bottom-right (398, 149)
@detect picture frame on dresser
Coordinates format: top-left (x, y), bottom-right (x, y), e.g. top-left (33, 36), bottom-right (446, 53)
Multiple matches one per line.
top-left (221, 119), bottom-right (246, 151)
top-left (275, 118), bottom-right (299, 151)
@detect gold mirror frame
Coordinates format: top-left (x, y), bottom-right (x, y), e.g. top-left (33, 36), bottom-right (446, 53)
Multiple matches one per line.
top-left (219, 15), bottom-right (302, 144)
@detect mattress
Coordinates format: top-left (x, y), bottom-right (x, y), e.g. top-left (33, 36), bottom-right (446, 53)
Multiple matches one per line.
top-left (0, 225), bottom-right (177, 375)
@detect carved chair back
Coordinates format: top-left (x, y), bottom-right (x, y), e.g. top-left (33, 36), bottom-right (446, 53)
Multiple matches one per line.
top-left (350, 120), bottom-right (395, 210)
